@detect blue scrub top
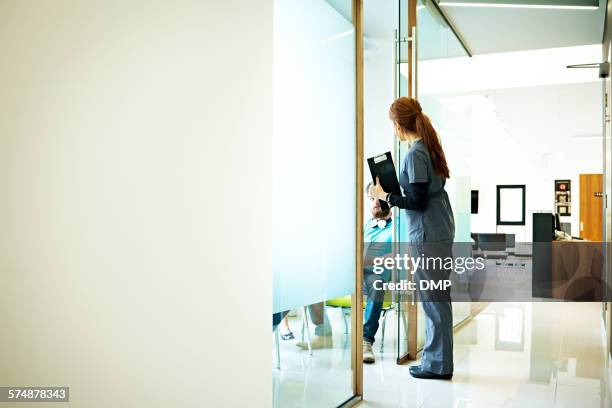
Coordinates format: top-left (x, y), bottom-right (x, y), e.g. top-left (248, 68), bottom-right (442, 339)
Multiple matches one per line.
top-left (399, 139), bottom-right (455, 243)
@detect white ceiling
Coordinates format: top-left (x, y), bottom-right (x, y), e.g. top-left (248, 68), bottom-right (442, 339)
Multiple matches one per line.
top-left (410, 44), bottom-right (602, 94)
top-left (439, 0), bottom-right (607, 55)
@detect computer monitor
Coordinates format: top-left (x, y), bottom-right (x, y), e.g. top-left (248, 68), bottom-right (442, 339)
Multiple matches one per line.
top-left (554, 212), bottom-right (561, 232)
top-left (533, 212), bottom-right (555, 242)
top-left (477, 233), bottom-right (507, 251)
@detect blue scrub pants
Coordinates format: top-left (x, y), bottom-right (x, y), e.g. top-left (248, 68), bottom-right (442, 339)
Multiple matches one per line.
top-left (363, 272), bottom-right (386, 344)
top-left (414, 241), bottom-right (454, 375)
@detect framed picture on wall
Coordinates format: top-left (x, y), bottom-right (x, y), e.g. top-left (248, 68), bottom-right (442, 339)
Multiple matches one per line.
top-left (554, 179), bottom-right (571, 216)
top-left (496, 185), bottom-right (526, 226)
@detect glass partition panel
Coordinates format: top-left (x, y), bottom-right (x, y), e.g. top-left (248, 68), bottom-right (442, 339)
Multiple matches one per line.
top-left (272, 0), bottom-right (356, 406)
top-left (417, 0), bottom-right (466, 61)
top-left (273, 0), bottom-right (356, 314)
top-left (363, 0), bottom-right (411, 365)
top-left (415, 0), bottom-right (472, 350)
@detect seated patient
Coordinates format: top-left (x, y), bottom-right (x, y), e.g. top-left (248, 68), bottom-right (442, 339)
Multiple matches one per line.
top-left (292, 183), bottom-right (392, 357)
top-left (274, 183), bottom-right (391, 355)
top-left (363, 182), bottom-right (393, 363)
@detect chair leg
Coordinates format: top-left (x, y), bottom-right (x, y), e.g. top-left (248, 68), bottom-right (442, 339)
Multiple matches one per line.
top-left (303, 306), bottom-right (313, 356)
top-left (380, 309), bottom-right (388, 352)
top-left (274, 326), bottom-right (281, 369)
top-left (400, 307), bottom-right (408, 333)
top-left (301, 313), bottom-right (305, 342)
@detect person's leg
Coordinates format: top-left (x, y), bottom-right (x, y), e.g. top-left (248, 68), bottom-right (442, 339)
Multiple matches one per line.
top-left (363, 301), bottom-right (381, 344)
top-left (414, 242), bottom-right (454, 375)
top-left (280, 315), bottom-right (290, 331)
top-left (418, 299), bottom-right (453, 374)
top-left (297, 302), bottom-right (332, 349)
top-left (308, 302), bottom-right (332, 337)
top-left (363, 272), bottom-right (386, 363)
top-left (272, 310), bottom-right (289, 331)
top-left (363, 273), bottom-right (385, 344)
top-left (279, 314), bottom-right (294, 339)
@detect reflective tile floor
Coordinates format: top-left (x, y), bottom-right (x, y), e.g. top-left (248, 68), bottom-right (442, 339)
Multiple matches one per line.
top-left (272, 307), bottom-right (359, 408)
top-left (273, 302), bottom-right (612, 408)
top-left (361, 302), bottom-right (612, 408)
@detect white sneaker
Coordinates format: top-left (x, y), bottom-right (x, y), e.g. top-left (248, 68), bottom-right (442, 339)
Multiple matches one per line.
top-left (296, 335), bottom-right (333, 350)
top-left (363, 341), bottom-right (375, 364)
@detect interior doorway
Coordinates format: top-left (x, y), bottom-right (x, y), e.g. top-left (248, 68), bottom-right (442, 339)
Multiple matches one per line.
top-left (579, 173), bottom-right (604, 241)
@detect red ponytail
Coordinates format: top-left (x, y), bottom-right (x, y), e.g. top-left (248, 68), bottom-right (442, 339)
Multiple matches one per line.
top-left (389, 97), bottom-right (450, 179)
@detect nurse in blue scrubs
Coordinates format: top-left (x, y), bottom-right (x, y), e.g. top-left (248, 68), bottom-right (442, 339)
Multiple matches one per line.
top-left (370, 96), bottom-right (455, 380)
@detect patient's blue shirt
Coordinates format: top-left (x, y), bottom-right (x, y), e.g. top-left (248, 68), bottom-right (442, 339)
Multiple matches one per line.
top-left (364, 218), bottom-right (393, 281)
top-left (364, 218), bottom-right (393, 244)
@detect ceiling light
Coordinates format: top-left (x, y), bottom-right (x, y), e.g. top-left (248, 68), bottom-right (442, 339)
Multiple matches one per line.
top-left (438, 2), bottom-right (598, 9)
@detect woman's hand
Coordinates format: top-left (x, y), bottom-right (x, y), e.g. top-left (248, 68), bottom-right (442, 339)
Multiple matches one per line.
top-left (370, 177), bottom-right (388, 200)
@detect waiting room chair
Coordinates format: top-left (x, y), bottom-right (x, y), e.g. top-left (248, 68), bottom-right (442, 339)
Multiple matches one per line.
top-left (274, 325), bottom-right (281, 369)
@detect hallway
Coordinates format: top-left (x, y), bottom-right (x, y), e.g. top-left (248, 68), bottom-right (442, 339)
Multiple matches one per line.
top-left (361, 302), bottom-right (611, 408)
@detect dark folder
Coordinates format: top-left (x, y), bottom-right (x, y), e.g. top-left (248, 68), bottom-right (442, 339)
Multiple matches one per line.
top-left (367, 152), bottom-right (401, 211)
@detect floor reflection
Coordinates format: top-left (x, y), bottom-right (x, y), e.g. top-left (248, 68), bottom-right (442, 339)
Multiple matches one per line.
top-left (272, 307), bottom-right (356, 408)
top-left (362, 302), bottom-right (611, 408)
top-left (273, 302), bottom-right (611, 407)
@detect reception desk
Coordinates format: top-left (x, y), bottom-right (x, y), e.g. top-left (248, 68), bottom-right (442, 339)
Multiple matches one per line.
top-left (551, 241), bottom-right (604, 300)
top-left (532, 212), bottom-right (606, 301)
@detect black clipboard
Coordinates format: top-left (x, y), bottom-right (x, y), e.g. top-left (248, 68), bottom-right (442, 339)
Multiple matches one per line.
top-left (367, 152), bottom-right (401, 211)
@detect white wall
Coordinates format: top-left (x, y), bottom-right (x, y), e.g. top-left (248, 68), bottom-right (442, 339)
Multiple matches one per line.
top-left (0, 1), bottom-right (272, 407)
top-left (416, 44), bottom-right (603, 242)
top-left (469, 82), bottom-right (603, 239)
top-left (363, 0), bottom-right (397, 212)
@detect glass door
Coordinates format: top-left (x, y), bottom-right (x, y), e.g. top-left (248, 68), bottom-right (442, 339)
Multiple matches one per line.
top-left (394, 0), bottom-right (413, 364)
top-left (604, 43), bottom-right (612, 361)
top-left (414, 0), bottom-right (472, 352)
top-left (394, 0), bottom-right (472, 361)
